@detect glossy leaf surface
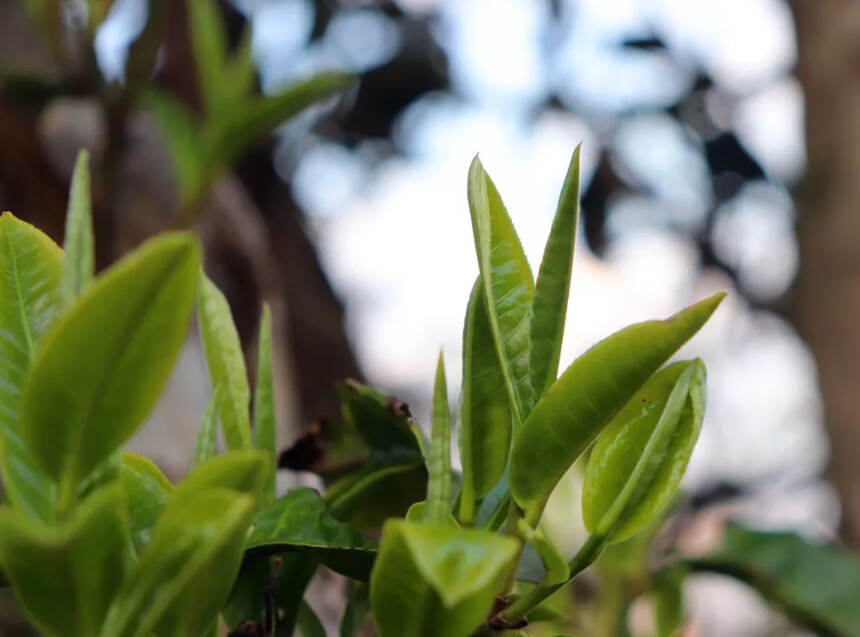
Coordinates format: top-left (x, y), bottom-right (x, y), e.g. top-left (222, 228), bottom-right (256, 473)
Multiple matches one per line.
top-left (254, 304), bottom-right (277, 504)
top-left (510, 293), bottom-right (724, 522)
top-left (529, 145), bottom-right (580, 397)
top-left (120, 452), bottom-right (171, 555)
top-left (427, 352), bottom-right (452, 523)
top-left (198, 271), bottom-right (252, 451)
top-left (0, 485), bottom-right (130, 637)
top-left (583, 360), bottom-right (705, 542)
top-left (21, 233), bottom-right (199, 498)
top-left (244, 487), bottom-right (376, 580)
top-left (458, 278), bottom-right (511, 523)
top-left (0, 213), bottom-right (61, 522)
top-left (467, 157), bottom-right (535, 422)
top-left (370, 520), bottom-right (518, 637)
top-left (687, 521), bottom-right (860, 637)
top-left (60, 149), bottom-right (94, 309)
top-left (101, 488), bottom-right (255, 637)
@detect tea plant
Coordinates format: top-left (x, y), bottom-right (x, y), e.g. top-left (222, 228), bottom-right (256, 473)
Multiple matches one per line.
top-left (0, 146), bottom-right (857, 637)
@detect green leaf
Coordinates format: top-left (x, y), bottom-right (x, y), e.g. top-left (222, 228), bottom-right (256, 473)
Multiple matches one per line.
top-left (222, 25), bottom-right (256, 103)
top-left (187, 0), bottom-right (228, 116)
top-left (405, 500), bottom-right (459, 527)
top-left (21, 233), bottom-right (199, 509)
top-left (296, 601), bottom-right (327, 637)
top-left (87, 0), bottom-right (117, 35)
top-left (516, 520), bottom-right (569, 586)
top-left (254, 304), bottom-right (277, 505)
top-left (467, 157), bottom-right (535, 423)
top-left (687, 522), bottom-right (860, 637)
top-left (458, 278), bottom-right (511, 524)
top-left (140, 89), bottom-right (205, 208)
top-left (205, 72), bottom-right (354, 172)
top-left (174, 450), bottom-right (270, 503)
top-left (582, 360), bottom-right (705, 543)
top-left (0, 213), bottom-right (61, 523)
top-left (529, 145), bottom-right (580, 398)
top-left (510, 293), bottom-right (725, 523)
top-left (0, 485), bottom-right (131, 637)
top-left (193, 383), bottom-right (221, 468)
top-left (339, 380), bottom-right (423, 459)
top-left (340, 583), bottom-right (370, 637)
top-left (427, 351), bottom-right (452, 523)
top-left (198, 271), bottom-right (252, 451)
top-left (244, 488), bottom-right (376, 580)
top-left (370, 520), bottom-right (519, 637)
top-left (60, 148), bottom-right (95, 310)
top-left (654, 570), bottom-right (685, 637)
top-left (120, 452), bottom-right (172, 555)
top-left (326, 462), bottom-right (427, 530)
top-left (100, 488), bottom-right (255, 637)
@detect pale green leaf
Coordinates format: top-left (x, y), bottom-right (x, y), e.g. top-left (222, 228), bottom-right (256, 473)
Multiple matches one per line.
top-left (427, 351), bottom-right (451, 523)
top-left (197, 271), bottom-right (252, 451)
top-left (254, 304), bottom-right (276, 504)
top-left (529, 145), bottom-right (580, 397)
top-left (510, 293), bottom-right (724, 523)
top-left (0, 213), bottom-right (61, 523)
top-left (193, 383), bottom-right (221, 468)
top-left (60, 148), bottom-right (95, 309)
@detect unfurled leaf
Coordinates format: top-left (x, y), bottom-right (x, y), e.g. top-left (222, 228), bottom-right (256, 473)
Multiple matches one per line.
top-left (326, 462), bottom-right (427, 529)
top-left (0, 213), bottom-right (61, 523)
top-left (370, 520), bottom-right (519, 637)
top-left (529, 145), bottom-right (580, 398)
top-left (60, 149), bottom-right (94, 310)
top-left (173, 451), bottom-right (269, 503)
top-left (0, 485), bottom-right (131, 637)
top-left (254, 304), bottom-right (277, 504)
top-left (467, 157), bottom-right (535, 423)
top-left (458, 278), bottom-right (511, 524)
top-left (244, 488), bottom-right (376, 581)
top-left (198, 271), bottom-right (252, 451)
top-left (686, 521), bottom-right (860, 637)
top-left (193, 384), bottom-right (221, 468)
top-left (119, 452), bottom-right (171, 555)
top-left (21, 233), bottom-right (199, 509)
top-left (582, 360), bottom-right (705, 543)
top-left (338, 380), bottom-right (422, 458)
top-left (427, 352), bottom-right (452, 523)
top-left (510, 293), bottom-right (724, 523)
top-left (100, 488), bottom-right (255, 637)
top-left (205, 72), bottom-right (354, 170)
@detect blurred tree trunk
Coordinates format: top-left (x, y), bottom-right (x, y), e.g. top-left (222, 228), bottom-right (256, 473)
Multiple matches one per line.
top-left (790, 0), bottom-right (860, 546)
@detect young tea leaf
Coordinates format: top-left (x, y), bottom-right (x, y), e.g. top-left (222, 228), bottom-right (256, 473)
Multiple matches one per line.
top-left (60, 148), bottom-right (95, 310)
top-left (198, 271), bottom-right (252, 451)
top-left (119, 452), bottom-right (171, 555)
top-left (427, 351), bottom-right (452, 523)
top-left (369, 520), bottom-right (519, 637)
top-left (254, 304), bottom-right (277, 505)
top-left (21, 233), bottom-right (199, 510)
top-left (458, 278), bottom-right (511, 525)
top-left (0, 213), bottom-right (61, 523)
top-left (193, 383), bottom-right (221, 468)
top-left (582, 360), bottom-right (705, 543)
top-left (510, 293), bottom-right (724, 523)
top-left (529, 145), bottom-right (580, 398)
top-left (467, 157), bottom-right (535, 423)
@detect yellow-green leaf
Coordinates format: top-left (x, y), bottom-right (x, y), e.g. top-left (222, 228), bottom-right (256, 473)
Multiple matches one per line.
top-left (253, 304), bottom-right (276, 504)
top-left (60, 149), bottom-right (95, 310)
top-left (120, 452), bottom-right (172, 555)
top-left (427, 351), bottom-right (451, 523)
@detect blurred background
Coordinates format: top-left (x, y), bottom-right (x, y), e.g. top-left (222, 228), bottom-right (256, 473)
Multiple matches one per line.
top-left (0, 0), bottom-right (858, 634)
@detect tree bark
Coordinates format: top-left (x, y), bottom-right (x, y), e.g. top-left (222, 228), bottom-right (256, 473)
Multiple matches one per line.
top-left (790, 0), bottom-right (860, 546)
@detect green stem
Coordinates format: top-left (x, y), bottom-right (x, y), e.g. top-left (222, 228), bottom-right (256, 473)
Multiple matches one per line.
top-left (500, 532), bottom-right (607, 626)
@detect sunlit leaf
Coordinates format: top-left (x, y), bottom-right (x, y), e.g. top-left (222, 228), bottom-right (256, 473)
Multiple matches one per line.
top-left (427, 352), bottom-right (452, 523)
top-left (60, 148), bottom-right (94, 309)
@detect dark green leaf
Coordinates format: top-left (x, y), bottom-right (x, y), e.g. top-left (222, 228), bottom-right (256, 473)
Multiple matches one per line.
top-left (370, 520), bottom-right (519, 637)
top-left (340, 583), bottom-right (370, 637)
top-left (467, 157), bottom-right (535, 422)
top-left (0, 485), bottom-right (131, 637)
top-left (529, 145), bottom-right (580, 398)
top-left (21, 233), bottom-right (199, 510)
top-left (254, 304), bottom-right (277, 505)
top-left (244, 488), bottom-right (376, 580)
top-left (458, 278), bottom-right (511, 524)
top-left (198, 271), bottom-right (252, 451)
top-left (0, 213), bottom-right (61, 523)
top-left (296, 601), bottom-right (326, 637)
top-left (427, 351), bottom-right (452, 523)
top-left (120, 452), bottom-right (171, 555)
top-left (338, 380), bottom-right (423, 459)
top-left (686, 521), bottom-right (860, 637)
top-left (510, 293), bottom-right (724, 523)
top-left (582, 360), bottom-right (705, 543)
top-left (60, 149), bottom-right (94, 310)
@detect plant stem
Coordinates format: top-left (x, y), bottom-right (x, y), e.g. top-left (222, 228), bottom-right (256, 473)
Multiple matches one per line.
top-left (500, 532), bottom-right (607, 626)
